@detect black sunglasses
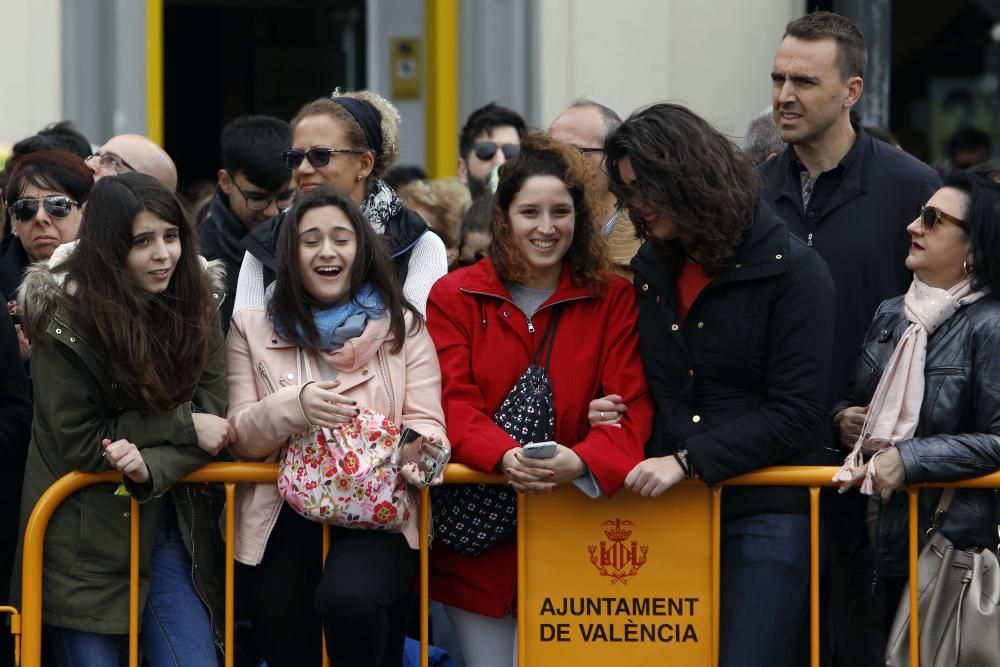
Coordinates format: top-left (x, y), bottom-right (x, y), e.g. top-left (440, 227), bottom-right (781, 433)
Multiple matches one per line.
top-left (574, 146), bottom-right (605, 154)
top-left (230, 179), bottom-right (296, 212)
top-left (472, 142), bottom-right (519, 161)
top-left (9, 195), bottom-right (79, 223)
top-left (919, 205), bottom-right (965, 231)
top-left (283, 147), bottom-right (363, 170)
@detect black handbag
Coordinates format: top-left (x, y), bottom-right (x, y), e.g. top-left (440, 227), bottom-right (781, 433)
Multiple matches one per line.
top-left (431, 306), bottom-right (562, 556)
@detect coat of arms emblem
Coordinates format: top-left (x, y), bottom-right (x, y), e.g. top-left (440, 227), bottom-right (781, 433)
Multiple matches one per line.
top-left (588, 518), bottom-right (649, 584)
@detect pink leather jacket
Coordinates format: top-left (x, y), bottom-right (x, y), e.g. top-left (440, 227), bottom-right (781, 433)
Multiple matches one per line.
top-left (225, 308), bottom-right (448, 565)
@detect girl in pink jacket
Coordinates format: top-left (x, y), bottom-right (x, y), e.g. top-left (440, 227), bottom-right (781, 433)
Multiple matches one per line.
top-left (225, 187), bottom-right (448, 667)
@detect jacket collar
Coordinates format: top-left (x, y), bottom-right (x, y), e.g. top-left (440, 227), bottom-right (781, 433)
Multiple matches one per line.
top-left (456, 257), bottom-right (599, 306)
top-left (766, 123), bottom-right (870, 217)
top-left (632, 203), bottom-right (791, 291)
top-left (201, 189), bottom-right (250, 266)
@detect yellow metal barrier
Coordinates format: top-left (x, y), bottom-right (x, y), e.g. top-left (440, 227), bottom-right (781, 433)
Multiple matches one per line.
top-left (14, 463), bottom-right (1000, 666)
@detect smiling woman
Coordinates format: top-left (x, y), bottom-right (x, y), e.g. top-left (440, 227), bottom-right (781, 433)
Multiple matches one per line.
top-left (225, 186), bottom-right (448, 667)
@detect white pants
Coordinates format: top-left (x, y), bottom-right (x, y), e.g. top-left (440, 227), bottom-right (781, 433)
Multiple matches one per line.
top-left (444, 605), bottom-right (518, 667)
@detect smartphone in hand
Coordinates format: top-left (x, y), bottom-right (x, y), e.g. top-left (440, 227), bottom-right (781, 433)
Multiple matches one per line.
top-left (522, 441), bottom-right (557, 459)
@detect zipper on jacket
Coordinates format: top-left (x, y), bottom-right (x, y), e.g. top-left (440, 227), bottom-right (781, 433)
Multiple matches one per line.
top-left (183, 486), bottom-right (224, 652)
top-left (526, 318), bottom-right (535, 334)
top-left (257, 362), bottom-right (277, 394)
top-left (807, 232), bottom-right (814, 247)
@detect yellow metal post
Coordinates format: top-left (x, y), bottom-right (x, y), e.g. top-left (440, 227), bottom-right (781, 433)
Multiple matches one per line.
top-left (809, 487), bottom-right (820, 667)
top-left (419, 487), bottom-right (430, 667)
top-left (224, 484), bottom-right (236, 667)
top-left (425, 0), bottom-right (459, 178)
top-left (909, 490), bottom-right (920, 666)
top-left (129, 499), bottom-right (140, 667)
top-left (146, 0), bottom-right (165, 146)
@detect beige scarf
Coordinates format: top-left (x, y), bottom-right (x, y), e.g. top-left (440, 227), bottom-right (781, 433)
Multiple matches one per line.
top-left (833, 276), bottom-right (989, 494)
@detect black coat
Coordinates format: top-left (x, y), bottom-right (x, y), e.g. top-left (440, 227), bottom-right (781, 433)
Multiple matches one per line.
top-left (198, 189), bottom-right (246, 334)
top-left (0, 306), bottom-right (31, 581)
top-left (632, 205), bottom-right (835, 520)
top-left (759, 128), bottom-right (941, 408)
top-left (0, 234), bottom-right (30, 304)
top-left (837, 295), bottom-right (1000, 576)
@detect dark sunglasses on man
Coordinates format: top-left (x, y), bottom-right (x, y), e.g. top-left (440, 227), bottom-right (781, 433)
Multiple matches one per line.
top-left (919, 205), bottom-right (965, 232)
top-left (471, 141), bottom-right (519, 161)
top-left (283, 147), bottom-right (364, 170)
top-left (8, 195), bottom-right (79, 223)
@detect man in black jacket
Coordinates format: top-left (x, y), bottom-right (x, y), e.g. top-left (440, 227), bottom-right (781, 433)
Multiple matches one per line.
top-left (199, 116), bottom-right (293, 333)
top-left (761, 12), bottom-right (941, 667)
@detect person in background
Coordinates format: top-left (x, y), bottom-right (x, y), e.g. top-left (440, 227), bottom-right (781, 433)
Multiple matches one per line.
top-left (384, 164), bottom-right (427, 191)
top-left (743, 106), bottom-right (785, 165)
top-left (457, 103), bottom-right (527, 200)
top-left (427, 133), bottom-right (652, 667)
top-left (86, 134), bottom-right (178, 192)
top-left (235, 90), bottom-right (448, 317)
top-left (200, 115), bottom-right (293, 333)
top-left (549, 99), bottom-right (641, 280)
top-left (947, 126), bottom-right (992, 171)
top-left (397, 178), bottom-right (472, 266)
top-left (226, 186), bottom-right (447, 667)
top-left (834, 170), bottom-right (1000, 656)
top-left (14, 172), bottom-right (229, 666)
top-left (452, 194), bottom-right (493, 271)
top-left (607, 103), bottom-right (835, 667)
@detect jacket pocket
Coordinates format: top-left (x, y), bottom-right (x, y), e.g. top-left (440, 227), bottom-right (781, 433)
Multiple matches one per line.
top-left (72, 488), bottom-right (133, 577)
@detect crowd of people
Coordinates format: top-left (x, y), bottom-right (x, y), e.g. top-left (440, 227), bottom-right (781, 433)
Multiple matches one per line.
top-left (2, 9), bottom-right (1000, 667)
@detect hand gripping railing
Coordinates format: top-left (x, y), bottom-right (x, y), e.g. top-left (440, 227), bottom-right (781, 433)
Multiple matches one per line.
top-left (13, 463), bottom-right (1000, 666)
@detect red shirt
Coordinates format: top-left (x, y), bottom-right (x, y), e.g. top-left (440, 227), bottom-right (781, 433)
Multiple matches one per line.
top-left (676, 261), bottom-right (714, 323)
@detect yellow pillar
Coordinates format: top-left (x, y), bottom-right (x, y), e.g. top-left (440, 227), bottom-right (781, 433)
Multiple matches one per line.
top-left (425, 0), bottom-right (459, 178)
top-left (146, 0), bottom-right (164, 146)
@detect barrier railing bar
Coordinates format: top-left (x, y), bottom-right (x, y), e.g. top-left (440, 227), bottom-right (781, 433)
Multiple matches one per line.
top-left (517, 489), bottom-right (527, 667)
top-left (710, 486), bottom-right (722, 667)
top-left (0, 607), bottom-right (20, 667)
top-left (22, 463), bottom-right (1000, 667)
top-left (128, 497), bottom-right (140, 667)
top-left (419, 487), bottom-right (431, 667)
top-left (322, 524), bottom-right (330, 667)
top-left (809, 487), bottom-right (820, 667)
top-left (908, 490), bottom-right (920, 667)
top-left (224, 482), bottom-right (236, 667)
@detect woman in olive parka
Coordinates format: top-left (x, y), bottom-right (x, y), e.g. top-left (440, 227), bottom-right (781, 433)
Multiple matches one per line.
top-left (14, 173), bottom-right (229, 667)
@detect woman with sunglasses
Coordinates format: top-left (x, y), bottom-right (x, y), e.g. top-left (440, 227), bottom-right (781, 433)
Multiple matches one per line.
top-left (234, 90), bottom-right (448, 318)
top-left (833, 171), bottom-right (1000, 652)
top-left (226, 186), bottom-right (448, 667)
top-left (605, 104), bottom-right (835, 667)
top-left (14, 172), bottom-right (230, 666)
top-left (426, 133), bottom-right (652, 666)
top-left (1, 150), bottom-right (92, 315)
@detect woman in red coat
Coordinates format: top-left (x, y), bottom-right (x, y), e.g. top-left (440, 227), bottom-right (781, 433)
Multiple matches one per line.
top-left (426, 133), bottom-right (653, 666)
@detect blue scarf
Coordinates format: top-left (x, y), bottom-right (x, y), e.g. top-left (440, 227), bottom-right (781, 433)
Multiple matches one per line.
top-left (266, 282), bottom-right (387, 351)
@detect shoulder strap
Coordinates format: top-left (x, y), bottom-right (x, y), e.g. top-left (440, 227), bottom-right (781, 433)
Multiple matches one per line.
top-left (929, 488), bottom-right (956, 534)
top-left (531, 306), bottom-right (563, 369)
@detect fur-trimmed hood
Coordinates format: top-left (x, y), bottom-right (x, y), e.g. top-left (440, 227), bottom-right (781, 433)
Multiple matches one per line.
top-left (18, 239), bottom-right (227, 341)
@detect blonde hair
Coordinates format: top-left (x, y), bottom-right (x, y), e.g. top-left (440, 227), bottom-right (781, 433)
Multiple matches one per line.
top-left (397, 178), bottom-right (471, 249)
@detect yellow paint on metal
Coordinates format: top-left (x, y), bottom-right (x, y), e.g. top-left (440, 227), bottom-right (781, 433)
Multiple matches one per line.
top-left (809, 487), bottom-right (820, 667)
top-left (129, 499), bottom-right (140, 667)
top-left (909, 490), bottom-right (920, 666)
top-left (420, 488), bottom-right (431, 667)
top-left (145, 0), bottom-right (164, 145)
top-left (424, 0), bottom-right (459, 178)
top-left (225, 483), bottom-right (236, 667)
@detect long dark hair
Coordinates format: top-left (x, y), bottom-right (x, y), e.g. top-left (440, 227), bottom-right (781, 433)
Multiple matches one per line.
top-left (605, 103), bottom-right (759, 269)
top-left (268, 186), bottom-right (419, 353)
top-left (491, 132), bottom-right (608, 292)
top-left (57, 172), bottom-right (215, 413)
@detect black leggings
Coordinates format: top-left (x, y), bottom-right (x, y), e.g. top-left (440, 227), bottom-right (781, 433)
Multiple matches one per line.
top-left (237, 504), bottom-right (418, 667)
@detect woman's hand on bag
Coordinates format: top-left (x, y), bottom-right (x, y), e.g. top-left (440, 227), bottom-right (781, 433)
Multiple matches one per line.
top-left (299, 381), bottom-right (358, 428)
top-left (625, 456), bottom-right (686, 497)
top-left (192, 413), bottom-right (235, 456)
top-left (588, 395), bottom-right (626, 427)
top-left (102, 438), bottom-right (150, 484)
top-left (502, 448), bottom-right (557, 494)
top-left (835, 405), bottom-right (868, 449)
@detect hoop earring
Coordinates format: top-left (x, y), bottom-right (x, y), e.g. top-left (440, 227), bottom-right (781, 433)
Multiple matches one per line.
top-left (964, 258), bottom-right (974, 276)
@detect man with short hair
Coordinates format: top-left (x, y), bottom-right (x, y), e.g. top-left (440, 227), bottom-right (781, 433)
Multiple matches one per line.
top-left (86, 134), bottom-right (178, 192)
top-left (549, 100), bottom-right (640, 279)
top-left (457, 102), bottom-right (526, 199)
top-left (761, 12), bottom-right (940, 666)
top-left (743, 106), bottom-right (784, 165)
top-left (200, 115), bottom-right (293, 333)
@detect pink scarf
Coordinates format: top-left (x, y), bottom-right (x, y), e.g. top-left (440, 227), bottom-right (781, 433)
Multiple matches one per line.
top-left (833, 276), bottom-right (988, 494)
top-left (315, 317), bottom-right (392, 372)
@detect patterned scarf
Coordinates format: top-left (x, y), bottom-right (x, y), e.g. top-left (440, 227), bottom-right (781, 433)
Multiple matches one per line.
top-left (359, 179), bottom-right (404, 235)
top-left (266, 282), bottom-right (387, 352)
top-left (833, 276), bottom-right (989, 493)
